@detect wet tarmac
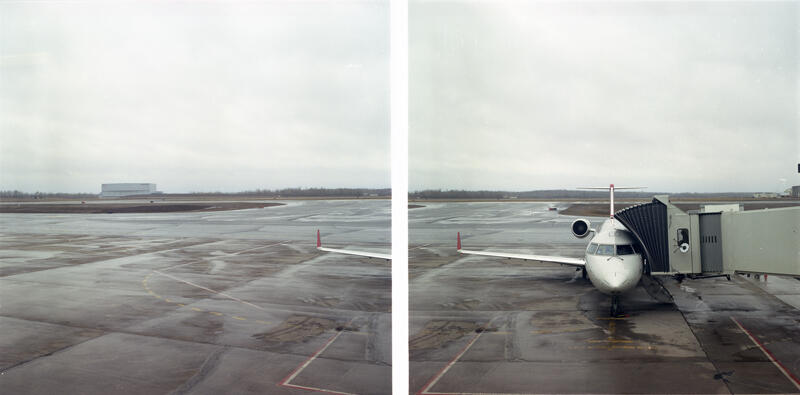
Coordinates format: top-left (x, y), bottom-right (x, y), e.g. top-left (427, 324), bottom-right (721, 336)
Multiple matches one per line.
top-left (409, 202), bottom-right (800, 394)
top-left (0, 200), bottom-right (391, 394)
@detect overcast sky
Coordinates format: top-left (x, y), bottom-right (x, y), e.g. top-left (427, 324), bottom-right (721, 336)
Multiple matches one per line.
top-left (1, 1), bottom-right (389, 193)
top-left (410, 1), bottom-right (799, 193)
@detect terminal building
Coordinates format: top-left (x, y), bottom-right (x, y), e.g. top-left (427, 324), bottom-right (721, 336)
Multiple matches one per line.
top-left (100, 183), bottom-right (157, 198)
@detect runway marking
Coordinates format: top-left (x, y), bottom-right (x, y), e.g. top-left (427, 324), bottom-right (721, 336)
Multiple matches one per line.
top-left (586, 339), bottom-right (633, 343)
top-left (416, 317), bottom-right (501, 395)
top-left (417, 314), bottom-right (658, 394)
top-left (153, 270), bottom-right (266, 311)
top-left (579, 345), bottom-right (655, 351)
top-left (161, 261), bottom-right (197, 272)
top-left (731, 316), bottom-right (800, 391)
top-left (279, 318), bottom-right (358, 395)
top-left (530, 327), bottom-right (587, 335)
top-left (232, 241), bottom-right (289, 255)
top-left (141, 271), bottom-right (273, 325)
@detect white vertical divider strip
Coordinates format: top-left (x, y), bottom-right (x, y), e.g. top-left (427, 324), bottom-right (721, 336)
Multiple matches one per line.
top-left (390, 0), bottom-right (409, 394)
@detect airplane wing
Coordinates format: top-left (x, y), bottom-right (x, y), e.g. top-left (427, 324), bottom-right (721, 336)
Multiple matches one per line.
top-left (457, 232), bottom-right (585, 267)
top-left (316, 230), bottom-right (391, 260)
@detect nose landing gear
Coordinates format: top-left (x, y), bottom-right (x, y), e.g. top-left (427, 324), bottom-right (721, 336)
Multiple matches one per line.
top-left (610, 295), bottom-right (622, 317)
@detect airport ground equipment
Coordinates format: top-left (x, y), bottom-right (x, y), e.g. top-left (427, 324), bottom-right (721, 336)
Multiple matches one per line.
top-left (615, 196), bottom-right (800, 278)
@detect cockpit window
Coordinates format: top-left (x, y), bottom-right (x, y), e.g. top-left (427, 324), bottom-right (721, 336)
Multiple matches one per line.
top-left (586, 243), bottom-right (598, 254)
top-left (595, 244), bottom-right (614, 256)
top-left (617, 245), bottom-right (635, 255)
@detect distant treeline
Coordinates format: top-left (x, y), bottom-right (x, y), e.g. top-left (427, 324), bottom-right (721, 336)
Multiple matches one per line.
top-left (409, 189), bottom-right (757, 199)
top-left (195, 188), bottom-right (392, 198)
top-left (1, 190), bottom-right (97, 199)
top-left (1, 188), bottom-right (391, 199)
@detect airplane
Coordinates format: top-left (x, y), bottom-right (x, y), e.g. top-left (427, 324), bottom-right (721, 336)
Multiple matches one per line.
top-left (316, 229), bottom-right (391, 260)
top-left (457, 184), bottom-right (648, 316)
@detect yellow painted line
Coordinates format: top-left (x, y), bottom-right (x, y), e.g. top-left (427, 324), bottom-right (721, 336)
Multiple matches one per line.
top-left (164, 298), bottom-right (173, 303)
top-left (255, 320), bottom-right (270, 324)
top-left (583, 345), bottom-right (655, 350)
top-left (232, 316), bottom-right (247, 321)
top-left (531, 327), bottom-right (587, 335)
top-left (177, 303), bottom-right (185, 307)
top-left (487, 331), bottom-right (512, 335)
top-left (191, 307), bottom-right (204, 312)
top-left (587, 339), bottom-right (634, 343)
top-left (211, 312), bottom-right (224, 316)
top-left (154, 295), bottom-right (162, 299)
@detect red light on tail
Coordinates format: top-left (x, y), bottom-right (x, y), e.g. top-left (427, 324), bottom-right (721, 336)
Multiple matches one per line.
top-left (316, 230), bottom-right (321, 248)
top-left (457, 232), bottom-right (461, 250)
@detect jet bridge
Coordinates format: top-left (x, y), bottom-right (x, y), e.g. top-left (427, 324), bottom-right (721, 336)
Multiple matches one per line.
top-left (614, 199), bottom-right (669, 274)
top-left (614, 195), bottom-right (800, 277)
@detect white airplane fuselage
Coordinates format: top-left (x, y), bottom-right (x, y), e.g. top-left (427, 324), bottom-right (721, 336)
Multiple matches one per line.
top-left (583, 218), bottom-right (643, 295)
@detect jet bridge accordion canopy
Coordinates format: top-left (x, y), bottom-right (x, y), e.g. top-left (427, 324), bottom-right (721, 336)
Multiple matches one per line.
top-left (614, 199), bottom-right (669, 274)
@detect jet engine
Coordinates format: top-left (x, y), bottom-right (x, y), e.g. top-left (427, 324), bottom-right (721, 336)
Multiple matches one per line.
top-left (571, 219), bottom-right (592, 238)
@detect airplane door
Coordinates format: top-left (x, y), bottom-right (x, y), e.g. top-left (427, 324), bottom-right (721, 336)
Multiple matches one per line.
top-left (699, 213), bottom-right (723, 272)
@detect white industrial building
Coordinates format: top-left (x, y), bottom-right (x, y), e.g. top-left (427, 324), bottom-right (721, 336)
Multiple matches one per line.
top-left (100, 183), bottom-right (157, 198)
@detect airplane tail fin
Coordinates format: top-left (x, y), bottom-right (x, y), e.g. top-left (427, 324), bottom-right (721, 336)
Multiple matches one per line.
top-left (457, 232), bottom-right (462, 251)
top-left (578, 184), bottom-right (645, 218)
top-left (316, 229), bottom-right (321, 248)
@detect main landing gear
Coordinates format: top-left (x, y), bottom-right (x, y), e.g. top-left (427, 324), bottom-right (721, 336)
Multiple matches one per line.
top-left (582, 267), bottom-right (587, 280)
top-left (610, 295), bottom-right (622, 317)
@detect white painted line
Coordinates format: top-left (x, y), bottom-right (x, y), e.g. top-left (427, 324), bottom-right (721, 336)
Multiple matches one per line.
top-left (160, 241), bottom-right (288, 272)
top-left (233, 240), bottom-right (289, 256)
top-left (153, 270), bottom-right (266, 311)
top-left (731, 316), bottom-right (800, 391)
top-left (161, 261), bottom-right (197, 272)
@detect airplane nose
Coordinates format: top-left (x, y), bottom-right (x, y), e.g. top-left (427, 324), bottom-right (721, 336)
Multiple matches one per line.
top-left (608, 273), bottom-right (625, 289)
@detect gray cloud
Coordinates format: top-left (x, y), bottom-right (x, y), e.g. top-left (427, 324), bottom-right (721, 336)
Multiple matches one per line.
top-left (410, 1), bottom-right (799, 192)
top-left (1, 1), bottom-right (389, 193)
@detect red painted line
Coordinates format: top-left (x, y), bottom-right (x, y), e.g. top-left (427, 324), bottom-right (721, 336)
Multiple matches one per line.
top-left (278, 318), bottom-right (357, 394)
top-left (416, 332), bottom-right (482, 395)
top-left (416, 320), bottom-right (504, 395)
top-left (731, 316), bottom-right (800, 391)
top-left (279, 331), bottom-right (343, 387)
top-left (281, 382), bottom-right (355, 395)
